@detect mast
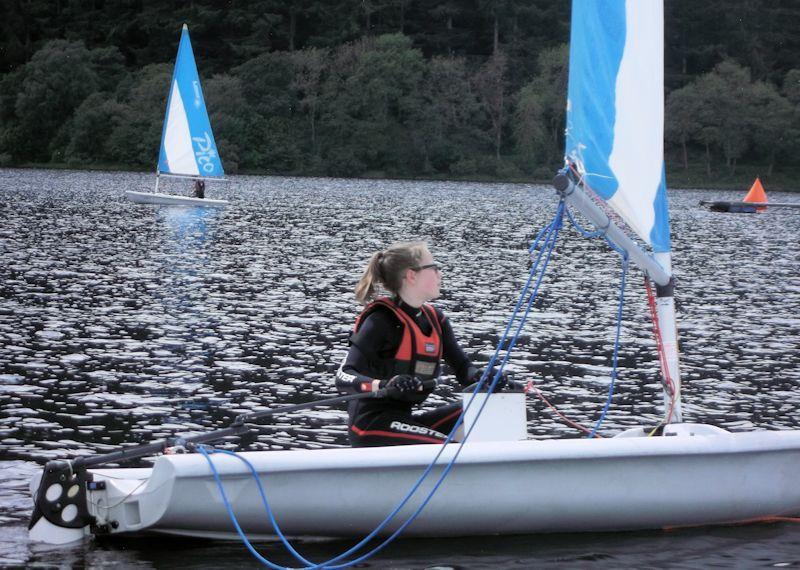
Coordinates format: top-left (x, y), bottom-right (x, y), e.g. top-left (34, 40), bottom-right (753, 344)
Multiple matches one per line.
top-left (653, 252), bottom-right (682, 422)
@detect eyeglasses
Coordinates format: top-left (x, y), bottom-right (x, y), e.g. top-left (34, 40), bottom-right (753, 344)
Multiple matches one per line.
top-left (412, 263), bottom-right (443, 273)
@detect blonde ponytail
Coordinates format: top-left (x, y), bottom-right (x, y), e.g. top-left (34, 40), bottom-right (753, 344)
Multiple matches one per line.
top-left (354, 251), bottom-right (384, 304)
top-left (354, 242), bottom-right (428, 304)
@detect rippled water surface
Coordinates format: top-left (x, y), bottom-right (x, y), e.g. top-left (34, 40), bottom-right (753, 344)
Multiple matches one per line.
top-left (1, 169), bottom-right (799, 568)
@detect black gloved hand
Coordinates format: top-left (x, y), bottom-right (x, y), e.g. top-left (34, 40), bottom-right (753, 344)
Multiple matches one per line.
top-left (471, 367), bottom-right (509, 392)
top-left (385, 374), bottom-right (425, 400)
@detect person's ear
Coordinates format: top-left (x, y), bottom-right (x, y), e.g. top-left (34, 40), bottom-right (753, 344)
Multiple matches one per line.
top-left (405, 268), bottom-right (417, 284)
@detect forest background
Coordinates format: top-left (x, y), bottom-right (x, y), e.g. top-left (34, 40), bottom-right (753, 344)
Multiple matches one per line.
top-left (1, 0), bottom-right (799, 188)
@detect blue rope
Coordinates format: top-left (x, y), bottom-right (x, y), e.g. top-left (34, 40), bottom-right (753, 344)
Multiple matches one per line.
top-left (475, 200), bottom-right (565, 393)
top-left (565, 206), bottom-right (606, 239)
top-left (323, 202), bottom-right (567, 569)
top-left (197, 202), bottom-right (568, 569)
top-left (197, 446), bottom-right (292, 570)
top-left (586, 253), bottom-right (629, 439)
top-left (564, 206), bottom-right (628, 257)
top-left (481, 202), bottom-right (565, 389)
top-left (198, 198), bottom-right (628, 566)
top-left (564, 203), bottom-right (632, 438)
top-left (315, 202), bottom-right (566, 569)
top-left (316, 204), bottom-right (565, 569)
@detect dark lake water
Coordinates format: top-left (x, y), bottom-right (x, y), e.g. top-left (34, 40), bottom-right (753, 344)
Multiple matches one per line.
top-left (1, 168), bottom-right (799, 568)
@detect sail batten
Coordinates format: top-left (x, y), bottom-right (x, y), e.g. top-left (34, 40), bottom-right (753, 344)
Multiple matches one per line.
top-left (565, 0), bottom-right (671, 254)
top-left (157, 25), bottom-right (223, 178)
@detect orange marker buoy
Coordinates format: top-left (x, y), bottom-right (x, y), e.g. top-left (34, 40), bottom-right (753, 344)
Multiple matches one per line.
top-left (743, 177), bottom-right (768, 211)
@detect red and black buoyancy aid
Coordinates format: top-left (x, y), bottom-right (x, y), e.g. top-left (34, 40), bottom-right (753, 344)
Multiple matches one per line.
top-left (353, 297), bottom-right (443, 381)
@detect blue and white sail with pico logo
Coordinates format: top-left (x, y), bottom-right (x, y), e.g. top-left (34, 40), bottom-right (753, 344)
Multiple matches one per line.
top-left (564, 0), bottom-right (670, 254)
top-left (157, 24), bottom-right (224, 179)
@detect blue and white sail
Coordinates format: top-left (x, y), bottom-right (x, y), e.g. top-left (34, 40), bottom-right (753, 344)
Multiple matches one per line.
top-left (564, 0), bottom-right (670, 254)
top-left (157, 24), bottom-right (224, 179)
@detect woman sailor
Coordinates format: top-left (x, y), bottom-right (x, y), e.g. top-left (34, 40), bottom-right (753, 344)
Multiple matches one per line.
top-left (336, 241), bottom-right (505, 447)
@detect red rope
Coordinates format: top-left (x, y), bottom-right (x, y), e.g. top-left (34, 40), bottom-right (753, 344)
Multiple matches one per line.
top-left (663, 515), bottom-right (800, 532)
top-left (757, 516), bottom-right (800, 523)
top-left (644, 277), bottom-right (676, 425)
top-left (525, 280), bottom-right (677, 438)
top-left (525, 381), bottom-right (602, 438)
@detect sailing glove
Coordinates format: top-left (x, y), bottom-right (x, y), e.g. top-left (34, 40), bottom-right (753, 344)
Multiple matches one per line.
top-left (471, 367), bottom-right (510, 391)
top-left (385, 375), bottom-right (425, 399)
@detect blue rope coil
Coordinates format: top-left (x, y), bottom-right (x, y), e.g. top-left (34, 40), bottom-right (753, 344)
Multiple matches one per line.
top-left (198, 201), bottom-right (569, 569)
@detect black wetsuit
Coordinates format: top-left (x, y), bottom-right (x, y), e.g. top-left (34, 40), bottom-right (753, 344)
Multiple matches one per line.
top-left (336, 297), bottom-right (476, 447)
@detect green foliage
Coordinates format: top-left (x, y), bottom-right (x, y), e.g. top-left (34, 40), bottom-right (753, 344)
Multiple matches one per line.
top-left (0, 70), bottom-right (24, 159)
top-left (513, 44), bottom-right (568, 173)
top-left (64, 93), bottom-right (126, 165)
top-left (665, 83), bottom-right (703, 169)
top-left (203, 74), bottom-right (249, 173)
top-left (290, 47), bottom-right (329, 154)
top-left (88, 47), bottom-right (128, 93)
top-left (314, 35), bottom-right (428, 175)
top-left (699, 61), bottom-right (754, 172)
top-left (472, 50), bottom-right (508, 161)
top-left (8, 40), bottom-right (100, 161)
top-left (411, 55), bottom-right (482, 174)
top-left (783, 70), bottom-right (800, 105)
top-left (665, 60), bottom-right (796, 176)
top-left (0, 2), bottom-right (798, 183)
top-left (749, 80), bottom-right (793, 173)
top-left (227, 51), bottom-right (308, 172)
top-left (234, 51), bottom-right (297, 118)
top-left (782, 70), bottom-right (800, 166)
top-left (105, 64), bottom-right (171, 166)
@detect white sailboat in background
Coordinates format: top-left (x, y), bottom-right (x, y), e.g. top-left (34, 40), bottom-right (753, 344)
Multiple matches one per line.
top-left (126, 24), bottom-right (228, 207)
top-left (29, 0), bottom-right (800, 553)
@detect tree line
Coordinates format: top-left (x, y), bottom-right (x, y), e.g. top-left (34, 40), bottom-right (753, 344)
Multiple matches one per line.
top-left (0, 0), bottom-right (798, 182)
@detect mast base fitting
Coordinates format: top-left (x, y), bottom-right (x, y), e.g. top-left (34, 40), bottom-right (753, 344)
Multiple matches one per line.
top-left (656, 277), bottom-right (675, 298)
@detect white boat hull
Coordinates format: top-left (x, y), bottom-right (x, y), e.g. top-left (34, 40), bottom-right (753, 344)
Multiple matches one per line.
top-left (37, 425), bottom-right (800, 541)
top-left (125, 190), bottom-right (228, 207)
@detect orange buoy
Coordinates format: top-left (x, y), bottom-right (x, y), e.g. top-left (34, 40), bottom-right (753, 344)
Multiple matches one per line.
top-left (743, 177), bottom-right (768, 211)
